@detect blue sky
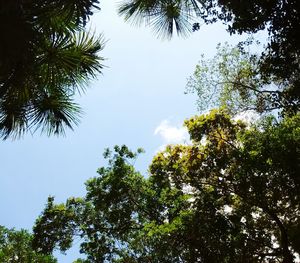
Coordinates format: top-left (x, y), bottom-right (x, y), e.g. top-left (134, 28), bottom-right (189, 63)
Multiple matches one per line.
top-left (0, 1), bottom-right (265, 262)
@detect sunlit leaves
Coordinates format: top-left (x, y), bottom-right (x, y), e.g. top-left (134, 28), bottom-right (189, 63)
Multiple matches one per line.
top-left (32, 112), bottom-right (300, 262)
top-left (187, 43), bottom-right (275, 114)
top-left (0, 226), bottom-right (57, 262)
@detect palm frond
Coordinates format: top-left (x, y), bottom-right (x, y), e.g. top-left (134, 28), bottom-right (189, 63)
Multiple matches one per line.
top-left (151, 1), bottom-right (193, 39)
top-left (29, 0), bottom-right (100, 33)
top-left (118, 0), bottom-right (160, 26)
top-left (0, 73), bottom-right (35, 139)
top-left (119, 0), bottom-right (198, 39)
top-left (0, 1), bottom-right (104, 139)
top-left (37, 31), bottom-right (105, 94)
top-left (0, 99), bottom-right (28, 140)
top-left (30, 91), bottom-right (82, 136)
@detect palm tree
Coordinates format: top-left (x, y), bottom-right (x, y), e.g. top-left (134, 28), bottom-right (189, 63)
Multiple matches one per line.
top-left (118, 0), bottom-right (203, 39)
top-left (0, 0), bottom-right (104, 139)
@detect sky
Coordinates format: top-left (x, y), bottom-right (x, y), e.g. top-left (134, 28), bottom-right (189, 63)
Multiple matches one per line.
top-left (0, 1), bottom-right (266, 262)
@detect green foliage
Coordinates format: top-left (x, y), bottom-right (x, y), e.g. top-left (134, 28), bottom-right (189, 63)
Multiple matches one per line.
top-left (32, 196), bottom-right (80, 255)
top-left (118, 0), bottom-right (210, 39)
top-left (32, 111), bottom-right (300, 262)
top-left (186, 43), bottom-right (297, 115)
top-left (0, 225), bottom-right (57, 262)
top-left (0, 0), bottom-right (104, 139)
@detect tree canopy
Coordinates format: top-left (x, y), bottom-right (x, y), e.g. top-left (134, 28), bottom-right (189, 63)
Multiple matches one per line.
top-left (32, 111), bottom-right (300, 262)
top-left (0, 0), bottom-right (104, 139)
top-left (0, 226), bottom-right (57, 262)
top-left (1, 1), bottom-right (299, 262)
top-left (186, 43), bottom-right (299, 115)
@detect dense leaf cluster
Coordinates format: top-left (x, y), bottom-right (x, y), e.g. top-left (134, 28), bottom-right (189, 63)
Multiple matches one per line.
top-left (32, 111), bottom-right (300, 262)
top-left (0, 0), bottom-right (103, 139)
top-left (0, 226), bottom-right (57, 262)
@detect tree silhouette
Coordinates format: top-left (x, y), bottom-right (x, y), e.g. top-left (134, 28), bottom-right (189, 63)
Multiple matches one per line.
top-left (0, 0), bottom-right (104, 139)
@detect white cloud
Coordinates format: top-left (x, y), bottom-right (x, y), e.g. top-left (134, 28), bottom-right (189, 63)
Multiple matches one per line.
top-left (154, 120), bottom-right (190, 148)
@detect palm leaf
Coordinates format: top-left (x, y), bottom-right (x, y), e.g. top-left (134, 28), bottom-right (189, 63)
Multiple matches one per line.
top-left (37, 31), bottom-right (105, 95)
top-left (30, 91), bottom-right (82, 136)
top-left (119, 0), bottom-right (202, 38)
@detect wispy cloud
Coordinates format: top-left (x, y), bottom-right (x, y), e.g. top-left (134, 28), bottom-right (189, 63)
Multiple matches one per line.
top-left (154, 120), bottom-right (190, 152)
